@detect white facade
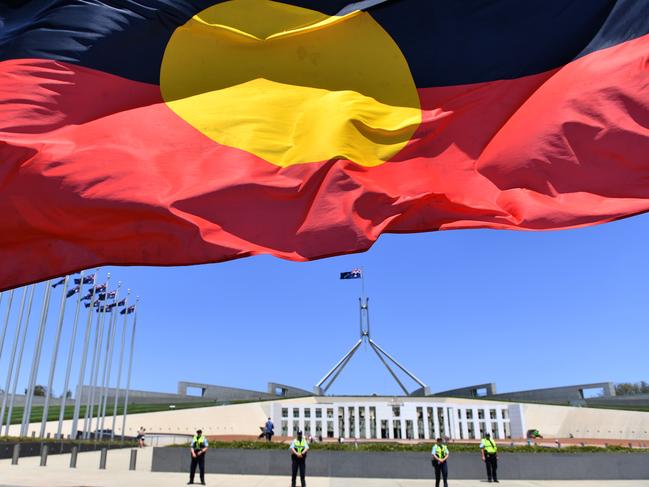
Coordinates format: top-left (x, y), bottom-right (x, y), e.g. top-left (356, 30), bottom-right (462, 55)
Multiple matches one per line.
top-left (271, 400), bottom-right (524, 441)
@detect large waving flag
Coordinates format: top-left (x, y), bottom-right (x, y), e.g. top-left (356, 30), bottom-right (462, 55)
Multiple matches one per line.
top-left (1, 0), bottom-right (648, 290)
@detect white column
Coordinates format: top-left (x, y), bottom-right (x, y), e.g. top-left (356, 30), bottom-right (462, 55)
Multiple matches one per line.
top-left (497, 408), bottom-right (505, 439)
top-left (421, 408), bottom-right (429, 439)
top-left (473, 408), bottom-right (480, 438)
top-left (354, 406), bottom-right (360, 439)
top-left (442, 407), bottom-right (450, 439)
top-left (460, 408), bottom-right (468, 439)
top-left (333, 406), bottom-right (340, 439)
top-left (432, 406), bottom-right (440, 439)
top-left (343, 406), bottom-right (349, 439)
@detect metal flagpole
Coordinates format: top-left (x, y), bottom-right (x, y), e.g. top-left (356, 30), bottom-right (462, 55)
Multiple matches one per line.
top-left (20, 281), bottom-right (53, 437)
top-left (0, 286), bottom-right (28, 431)
top-left (40, 275), bottom-right (71, 438)
top-left (0, 289), bottom-right (15, 362)
top-left (121, 298), bottom-right (138, 442)
top-left (70, 271), bottom-right (98, 439)
top-left (86, 303), bottom-right (107, 439)
top-left (84, 274), bottom-right (110, 439)
top-left (56, 271), bottom-right (85, 439)
top-left (82, 307), bottom-right (101, 438)
top-left (110, 291), bottom-right (129, 440)
top-left (98, 284), bottom-right (120, 439)
top-left (4, 285), bottom-right (35, 436)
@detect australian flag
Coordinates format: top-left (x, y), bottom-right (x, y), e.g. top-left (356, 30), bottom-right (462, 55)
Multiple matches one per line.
top-left (74, 276), bottom-right (95, 286)
top-left (66, 286), bottom-right (80, 298)
top-left (116, 298), bottom-right (126, 307)
top-left (93, 283), bottom-right (107, 294)
top-left (340, 268), bottom-right (362, 280)
top-left (120, 305), bottom-right (136, 315)
top-left (84, 300), bottom-right (100, 308)
top-left (51, 278), bottom-right (66, 288)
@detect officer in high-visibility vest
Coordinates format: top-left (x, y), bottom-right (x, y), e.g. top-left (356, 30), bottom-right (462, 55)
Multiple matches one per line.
top-left (431, 437), bottom-right (450, 487)
top-left (188, 429), bottom-right (208, 485)
top-left (289, 429), bottom-right (309, 487)
top-left (480, 432), bottom-right (499, 483)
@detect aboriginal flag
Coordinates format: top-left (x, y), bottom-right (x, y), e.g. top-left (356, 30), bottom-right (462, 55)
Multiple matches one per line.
top-left (1, 0), bottom-right (649, 291)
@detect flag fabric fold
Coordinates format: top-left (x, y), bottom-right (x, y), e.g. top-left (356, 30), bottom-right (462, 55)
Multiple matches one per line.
top-left (0, 0), bottom-right (648, 290)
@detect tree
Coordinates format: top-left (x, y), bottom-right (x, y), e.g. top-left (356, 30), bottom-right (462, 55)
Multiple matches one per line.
top-left (33, 385), bottom-right (47, 397)
top-left (615, 382), bottom-right (649, 396)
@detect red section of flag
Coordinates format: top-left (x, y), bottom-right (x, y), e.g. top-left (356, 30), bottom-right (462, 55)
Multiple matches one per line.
top-left (1, 35), bottom-right (648, 290)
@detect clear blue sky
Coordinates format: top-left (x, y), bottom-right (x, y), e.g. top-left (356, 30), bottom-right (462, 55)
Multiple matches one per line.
top-left (1, 213), bottom-right (648, 398)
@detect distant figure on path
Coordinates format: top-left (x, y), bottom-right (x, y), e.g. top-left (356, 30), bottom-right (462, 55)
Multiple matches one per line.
top-left (265, 417), bottom-right (274, 441)
top-left (480, 432), bottom-right (499, 483)
top-left (289, 429), bottom-right (309, 487)
top-left (136, 427), bottom-right (146, 448)
top-left (188, 429), bottom-right (208, 485)
top-left (431, 437), bottom-right (449, 487)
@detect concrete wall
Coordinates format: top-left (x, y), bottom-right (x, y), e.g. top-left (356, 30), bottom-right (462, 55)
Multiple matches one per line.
top-left (522, 403), bottom-right (649, 439)
top-left (152, 447), bottom-right (649, 480)
top-left (433, 383), bottom-right (497, 398)
top-left (177, 382), bottom-right (276, 402)
top-left (492, 382), bottom-right (616, 404)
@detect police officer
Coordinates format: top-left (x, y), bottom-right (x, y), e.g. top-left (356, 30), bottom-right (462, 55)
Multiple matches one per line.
top-left (289, 429), bottom-right (309, 487)
top-left (480, 432), bottom-right (498, 483)
top-left (188, 429), bottom-right (208, 485)
top-left (431, 437), bottom-right (449, 487)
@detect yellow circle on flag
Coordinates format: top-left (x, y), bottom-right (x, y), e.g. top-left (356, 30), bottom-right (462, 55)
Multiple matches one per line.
top-left (160, 0), bottom-right (421, 167)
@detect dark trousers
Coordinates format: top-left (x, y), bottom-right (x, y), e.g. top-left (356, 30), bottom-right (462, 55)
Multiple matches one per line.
top-left (485, 453), bottom-right (498, 481)
top-left (432, 460), bottom-right (448, 487)
top-left (291, 455), bottom-right (306, 487)
top-left (189, 453), bottom-right (205, 483)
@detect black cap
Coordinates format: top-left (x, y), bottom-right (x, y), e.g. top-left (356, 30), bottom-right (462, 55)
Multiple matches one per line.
top-left (297, 430), bottom-right (303, 435)
top-left (197, 429), bottom-right (202, 434)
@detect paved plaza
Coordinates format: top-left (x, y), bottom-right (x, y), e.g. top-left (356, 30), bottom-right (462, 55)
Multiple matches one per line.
top-left (1, 448), bottom-right (648, 487)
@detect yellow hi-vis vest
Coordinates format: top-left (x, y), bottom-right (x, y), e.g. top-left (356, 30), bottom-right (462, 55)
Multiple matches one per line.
top-left (293, 438), bottom-right (306, 454)
top-left (192, 435), bottom-right (206, 450)
top-left (483, 438), bottom-right (497, 454)
top-left (433, 444), bottom-right (449, 459)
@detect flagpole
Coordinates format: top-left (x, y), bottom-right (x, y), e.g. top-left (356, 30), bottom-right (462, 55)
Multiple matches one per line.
top-left (121, 298), bottom-right (138, 442)
top-left (56, 270), bottom-right (85, 439)
top-left (0, 286), bottom-right (28, 431)
top-left (21, 280), bottom-right (53, 437)
top-left (110, 290), bottom-right (129, 441)
top-left (40, 275), bottom-right (70, 438)
top-left (98, 283), bottom-right (120, 440)
top-left (0, 289), bottom-right (15, 363)
top-left (86, 302), bottom-right (107, 439)
top-left (71, 271), bottom-right (99, 439)
top-left (4, 285), bottom-right (35, 436)
top-left (84, 273), bottom-right (110, 439)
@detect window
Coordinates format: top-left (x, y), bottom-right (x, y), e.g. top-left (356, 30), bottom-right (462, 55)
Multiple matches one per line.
top-left (315, 421), bottom-right (322, 438)
top-left (292, 420), bottom-right (300, 435)
top-left (405, 420), bottom-right (414, 440)
top-left (282, 408), bottom-right (288, 418)
top-left (392, 405), bottom-right (401, 417)
top-left (437, 408), bottom-right (445, 438)
top-left (466, 409), bottom-right (473, 420)
top-left (304, 421), bottom-right (311, 435)
top-left (427, 407), bottom-right (435, 439)
top-left (293, 408), bottom-right (299, 418)
top-left (478, 410), bottom-right (485, 419)
top-left (327, 408), bottom-right (334, 419)
top-left (315, 408), bottom-right (322, 418)
top-left (416, 407), bottom-right (425, 439)
top-left (338, 407), bottom-right (345, 438)
top-left (281, 420), bottom-right (288, 436)
top-left (359, 407), bottom-right (366, 438)
top-left (348, 407), bottom-right (356, 438)
top-left (381, 420), bottom-right (389, 439)
top-left (501, 409), bottom-right (509, 420)
top-left (304, 408), bottom-right (311, 419)
top-left (490, 409), bottom-right (497, 420)
top-left (393, 420), bottom-right (402, 439)
top-left (467, 420), bottom-right (475, 439)
top-left (327, 421), bottom-right (334, 438)
top-left (369, 407), bottom-right (377, 439)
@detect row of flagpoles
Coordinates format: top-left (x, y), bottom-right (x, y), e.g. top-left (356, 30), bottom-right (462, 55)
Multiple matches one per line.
top-left (0, 269), bottom-right (139, 442)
